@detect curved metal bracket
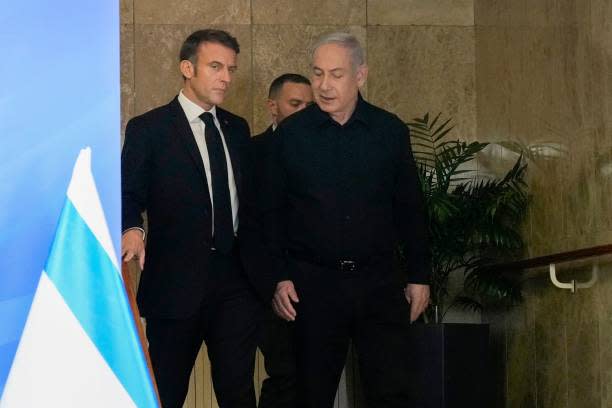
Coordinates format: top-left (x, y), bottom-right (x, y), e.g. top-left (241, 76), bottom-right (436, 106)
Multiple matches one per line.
top-left (576, 261), bottom-right (599, 289)
top-left (549, 263), bottom-right (575, 292)
top-left (549, 261), bottom-right (599, 292)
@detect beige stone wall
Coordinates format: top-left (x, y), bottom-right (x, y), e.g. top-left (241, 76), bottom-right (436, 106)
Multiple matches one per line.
top-left (120, 0), bottom-right (476, 139)
top-left (475, 0), bottom-right (612, 407)
top-left (475, 0), bottom-right (612, 256)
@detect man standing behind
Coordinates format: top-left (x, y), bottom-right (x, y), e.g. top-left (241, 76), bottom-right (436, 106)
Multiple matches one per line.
top-left (121, 29), bottom-right (259, 408)
top-left (253, 74), bottom-right (312, 408)
top-left (257, 73), bottom-right (312, 141)
top-left (259, 33), bottom-right (430, 408)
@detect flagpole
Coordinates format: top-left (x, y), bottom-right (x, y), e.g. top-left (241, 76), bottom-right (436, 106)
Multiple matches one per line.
top-left (121, 261), bottom-right (161, 406)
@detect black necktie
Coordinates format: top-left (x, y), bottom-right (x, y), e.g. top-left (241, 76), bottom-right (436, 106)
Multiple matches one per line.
top-left (200, 112), bottom-right (234, 253)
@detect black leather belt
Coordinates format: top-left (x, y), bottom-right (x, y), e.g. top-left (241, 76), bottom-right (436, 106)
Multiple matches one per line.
top-left (288, 251), bottom-right (369, 274)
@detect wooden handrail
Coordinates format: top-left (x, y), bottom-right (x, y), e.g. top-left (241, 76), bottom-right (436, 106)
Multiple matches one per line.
top-left (484, 244), bottom-right (612, 273)
top-left (121, 261), bottom-right (161, 406)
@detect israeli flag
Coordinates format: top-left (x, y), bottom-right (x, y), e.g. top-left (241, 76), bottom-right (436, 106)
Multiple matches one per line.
top-left (1, 148), bottom-right (158, 407)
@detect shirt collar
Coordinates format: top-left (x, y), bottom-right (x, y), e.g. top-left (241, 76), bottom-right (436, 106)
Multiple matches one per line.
top-left (349, 93), bottom-right (370, 127)
top-left (178, 89), bottom-right (218, 124)
top-left (312, 92), bottom-right (370, 129)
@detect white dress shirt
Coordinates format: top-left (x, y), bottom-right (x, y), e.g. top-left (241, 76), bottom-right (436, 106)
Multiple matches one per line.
top-left (178, 90), bottom-right (239, 234)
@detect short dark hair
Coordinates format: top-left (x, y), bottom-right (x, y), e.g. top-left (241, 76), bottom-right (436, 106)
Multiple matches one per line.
top-left (179, 29), bottom-right (240, 65)
top-left (268, 73), bottom-right (311, 99)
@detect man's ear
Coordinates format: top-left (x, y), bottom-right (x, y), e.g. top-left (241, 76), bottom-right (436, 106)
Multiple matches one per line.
top-left (267, 98), bottom-right (279, 122)
top-left (179, 60), bottom-right (195, 79)
top-left (356, 64), bottom-right (368, 88)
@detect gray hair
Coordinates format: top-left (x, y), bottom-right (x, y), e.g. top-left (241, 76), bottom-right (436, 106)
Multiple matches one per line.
top-left (311, 32), bottom-right (366, 70)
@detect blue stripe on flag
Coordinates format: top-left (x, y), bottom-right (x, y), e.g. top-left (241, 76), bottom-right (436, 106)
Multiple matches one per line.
top-left (44, 199), bottom-right (157, 408)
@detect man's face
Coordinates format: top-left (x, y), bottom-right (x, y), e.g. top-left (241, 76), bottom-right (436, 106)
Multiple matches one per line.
top-left (268, 82), bottom-right (313, 125)
top-left (180, 42), bottom-right (238, 110)
top-left (311, 43), bottom-right (367, 122)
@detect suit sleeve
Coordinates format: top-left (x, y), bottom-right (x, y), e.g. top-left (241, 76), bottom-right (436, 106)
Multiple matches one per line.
top-left (121, 116), bottom-right (150, 231)
top-left (239, 134), bottom-right (278, 303)
top-left (393, 120), bottom-right (431, 284)
top-left (257, 129), bottom-right (291, 288)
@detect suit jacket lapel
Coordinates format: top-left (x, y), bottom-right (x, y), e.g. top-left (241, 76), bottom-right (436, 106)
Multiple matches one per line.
top-left (217, 110), bottom-right (243, 198)
top-left (169, 97), bottom-right (212, 208)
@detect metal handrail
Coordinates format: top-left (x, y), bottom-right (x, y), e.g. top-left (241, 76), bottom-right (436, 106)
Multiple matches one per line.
top-left (483, 244), bottom-right (612, 273)
top-left (484, 244), bottom-right (612, 292)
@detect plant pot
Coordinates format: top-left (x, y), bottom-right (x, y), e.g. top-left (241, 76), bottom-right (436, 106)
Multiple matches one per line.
top-left (405, 323), bottom-right (490, 408)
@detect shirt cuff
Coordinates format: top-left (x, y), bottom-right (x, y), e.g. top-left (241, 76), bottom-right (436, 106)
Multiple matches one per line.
top-left (122, 227), bottom-right (146, 241)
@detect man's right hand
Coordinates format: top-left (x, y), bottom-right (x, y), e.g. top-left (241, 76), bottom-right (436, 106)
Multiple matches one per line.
top-left (121, 229), bottom-right (145, 269)
top-left (272, 280), bottom-right (299, 321)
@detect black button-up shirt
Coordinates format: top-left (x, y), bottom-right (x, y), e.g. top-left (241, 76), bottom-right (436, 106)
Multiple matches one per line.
top-left (258, 95), bottom-right (430, 284)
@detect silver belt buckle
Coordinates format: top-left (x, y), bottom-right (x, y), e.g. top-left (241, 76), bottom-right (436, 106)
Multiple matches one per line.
top-left (339, 260), bottom-right (357, 273)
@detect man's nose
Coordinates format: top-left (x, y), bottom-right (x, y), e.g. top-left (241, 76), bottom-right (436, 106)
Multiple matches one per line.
top-left (221, 67), bottom-right (231, 82)
top-left (319, 75), bottom-right (331, 90)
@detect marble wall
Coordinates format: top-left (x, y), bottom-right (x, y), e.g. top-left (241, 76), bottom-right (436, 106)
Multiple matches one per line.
top-left (120, 0), bottom-right (477, 140)
top-left (475, 0), bottom-right (612, 407)
top-left (475, 0), bottom-right (612, 256)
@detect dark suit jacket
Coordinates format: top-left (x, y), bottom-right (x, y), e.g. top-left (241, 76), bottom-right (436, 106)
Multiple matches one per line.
top-left (239, 125), bottom-right (280, 304)
top-left (121, 96), bottom-right (253, 318)
top-left (252, 125), bottom-right (274, 181)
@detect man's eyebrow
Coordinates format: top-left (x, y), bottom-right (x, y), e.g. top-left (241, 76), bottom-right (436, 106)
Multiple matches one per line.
top-left (207, 60), bottom-right (238, 70)
top-left (312, 65), bottom-right (344, 72)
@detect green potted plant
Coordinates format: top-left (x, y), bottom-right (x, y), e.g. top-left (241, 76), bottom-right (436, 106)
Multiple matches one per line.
top-left (401, 112), bottom-right (528, 323)
top-left (397, 112), bottom-right (528, 407)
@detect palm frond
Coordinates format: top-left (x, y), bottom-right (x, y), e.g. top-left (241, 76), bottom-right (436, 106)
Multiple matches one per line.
top-left (465, 268), bottom-right (523, 304)
top-left (452, 296), bottom-right (484, 314)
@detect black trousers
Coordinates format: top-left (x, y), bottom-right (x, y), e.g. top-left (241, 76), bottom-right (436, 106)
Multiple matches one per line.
top-left (146, 250), bottom-right (261, 408)
top-left (258, 310), bottom-right (297, 408)
top-left (292, 259), bottom-right (415, 408)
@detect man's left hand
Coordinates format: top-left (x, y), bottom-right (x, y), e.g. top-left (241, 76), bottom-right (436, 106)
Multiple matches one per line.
top-left (404, 283), bottom-right (430, 323)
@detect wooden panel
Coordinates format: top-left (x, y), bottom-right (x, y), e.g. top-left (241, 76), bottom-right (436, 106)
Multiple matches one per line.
top-left (192, 347), bottom-right (206, 408)
top-left (255, 349), bottom-right (267, 402)
top-left (182, 369), bottom-right (196, 408)
top-left (183, 346), bottom-right (268, 407)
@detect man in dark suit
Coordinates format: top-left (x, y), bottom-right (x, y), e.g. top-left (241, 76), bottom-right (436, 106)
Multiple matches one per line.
top-left (121, 29), bottom-right (259, 408)
top-left (258, 32), bottom-right (431, 408)
top-left (256, 74), bottom-right (313, 143)
top-left (253, 74), bottom-right (312, 408)
top-left (252, 74), bottom-right (313, 189)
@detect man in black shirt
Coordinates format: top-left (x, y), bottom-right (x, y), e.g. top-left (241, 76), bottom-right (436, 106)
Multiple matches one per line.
top-left (258, 32), bottom-right (430, 408)
top-left (254, 74), bottom-right (312, 408)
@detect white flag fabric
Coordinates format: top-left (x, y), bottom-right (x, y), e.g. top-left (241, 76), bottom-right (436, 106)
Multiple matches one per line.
top-left (1, 148), bottom-right (158, 407)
